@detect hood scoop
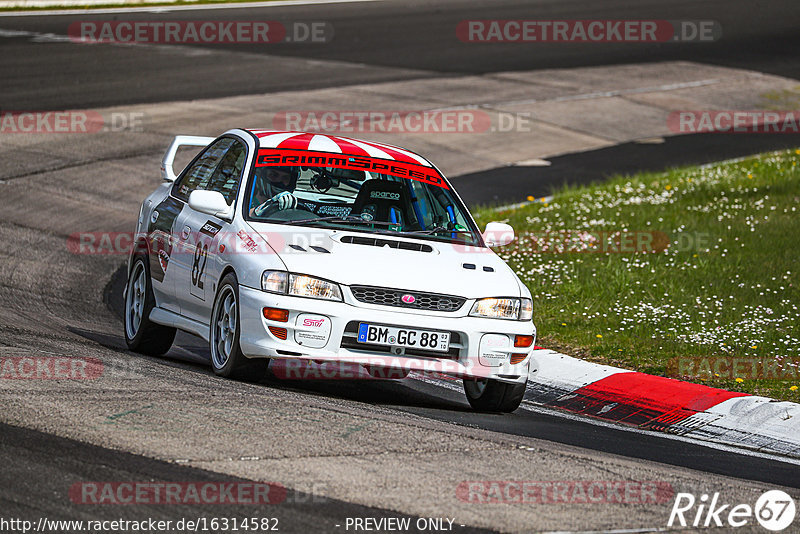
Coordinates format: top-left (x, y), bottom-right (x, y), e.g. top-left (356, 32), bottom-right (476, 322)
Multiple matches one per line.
top-left (340, 235), bottom-right (433, 253)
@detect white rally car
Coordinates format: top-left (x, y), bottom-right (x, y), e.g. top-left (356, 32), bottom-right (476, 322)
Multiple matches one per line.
top-left (124, 129), bottom-right (535, 412)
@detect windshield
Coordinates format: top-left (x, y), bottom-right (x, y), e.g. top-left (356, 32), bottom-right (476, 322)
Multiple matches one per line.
top-left (245, 162), bottom-right (482, 246)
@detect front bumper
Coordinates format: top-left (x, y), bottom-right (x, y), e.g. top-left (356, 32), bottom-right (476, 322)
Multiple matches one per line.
top-left (238, 285), bottom-right (536, 384)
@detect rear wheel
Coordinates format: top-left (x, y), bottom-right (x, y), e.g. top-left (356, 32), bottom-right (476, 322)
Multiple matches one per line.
top-left (463, 378), bottom-right (527, 413)
top-left (124, 256), bottom-right (176, 355)
top-left (210, 273), bottom-right (267, 382)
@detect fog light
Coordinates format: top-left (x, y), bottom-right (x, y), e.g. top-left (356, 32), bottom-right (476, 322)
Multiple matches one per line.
top-left (514, 334), bottom-right (534, 348)
top-left (263, 307), bottom-right (289, 322)
top-left (510, 353), bottom-right (527, 365)
top-left (268, 326), bottom-right (288, 340)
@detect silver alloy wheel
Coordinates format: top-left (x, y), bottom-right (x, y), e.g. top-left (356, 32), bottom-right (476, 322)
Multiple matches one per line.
top-left (125, 261), bottom-right (146, 339)
top-left (212, 286), bottom-right (237, 369)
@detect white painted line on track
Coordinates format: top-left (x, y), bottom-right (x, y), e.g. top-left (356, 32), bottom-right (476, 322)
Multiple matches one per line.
top-left (0, 0), bottom-right (379, 16)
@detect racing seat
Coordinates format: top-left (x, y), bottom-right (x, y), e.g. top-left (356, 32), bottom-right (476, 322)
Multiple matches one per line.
top-left (350, 180), bottom-right (414, 225)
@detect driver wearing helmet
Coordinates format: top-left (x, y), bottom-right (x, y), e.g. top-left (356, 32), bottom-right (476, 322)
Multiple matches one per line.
top-left (249, 166), bottom-right (300, 217)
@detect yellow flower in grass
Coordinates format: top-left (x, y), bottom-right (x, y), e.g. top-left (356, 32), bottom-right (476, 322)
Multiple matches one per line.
top-left (735, 378), bottom-right (744, 383)
top-left (790, 385), bottom-right (798, 391)
top-left (596, 334), bottom-right (603, 339)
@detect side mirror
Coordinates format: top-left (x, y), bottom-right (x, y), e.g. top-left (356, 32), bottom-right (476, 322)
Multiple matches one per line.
top-left (482, 222), bottom-right (515, 247)
top-left (188, 190), bottom-right (233, 220)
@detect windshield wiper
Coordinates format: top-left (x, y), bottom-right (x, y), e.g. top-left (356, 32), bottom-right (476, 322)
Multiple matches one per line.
top-left (287, 215), bottom-right (400, 227)
top-left (405, 225), bottom-right (475, 236)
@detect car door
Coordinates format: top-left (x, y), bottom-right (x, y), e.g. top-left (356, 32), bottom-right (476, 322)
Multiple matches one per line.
top-left (174, 137), bottom-right (247, 323)
top-left (146, 195), bottom-right (184, 313)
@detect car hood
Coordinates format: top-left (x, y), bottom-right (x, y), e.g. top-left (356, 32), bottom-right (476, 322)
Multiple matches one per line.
top-left (247, 223), bottom-right (522, 298)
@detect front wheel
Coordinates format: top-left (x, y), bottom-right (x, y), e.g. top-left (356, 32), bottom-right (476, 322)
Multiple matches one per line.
top-left (124, 255), bottom-right (176, 355)
top-left (463, 378), bottom-right (527, 413)
top-left (210, 273), bottom-right (267, 382)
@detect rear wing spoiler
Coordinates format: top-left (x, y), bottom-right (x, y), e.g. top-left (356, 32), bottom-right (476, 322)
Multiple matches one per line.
top-left (161, 135), bottom-right (215, 182)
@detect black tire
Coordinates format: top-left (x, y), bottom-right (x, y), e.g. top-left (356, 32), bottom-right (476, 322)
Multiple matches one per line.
top-left (124, 255), bottom-right (176, 356)
top-left (463, 378), bottom-right (527, 413)
top-left (209, 273), bottom-right (267, 382)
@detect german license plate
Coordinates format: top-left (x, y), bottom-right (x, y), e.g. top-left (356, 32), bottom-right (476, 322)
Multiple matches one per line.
top-left (357, 323), bottom-right (450, 352)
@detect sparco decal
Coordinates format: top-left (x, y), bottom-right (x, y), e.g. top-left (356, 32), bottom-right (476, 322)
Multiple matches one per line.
top-left (199, 220), bottom-right (223, 237)
top-left (370, 191), bottom-right (401, 200)
top-left (255, 149), bottom-right (448, 189)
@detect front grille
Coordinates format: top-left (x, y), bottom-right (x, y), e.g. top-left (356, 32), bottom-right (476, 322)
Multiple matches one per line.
top-left (350, 285), bottom-right (466, 312)
top-left (340, 321), bottom-right (462, 360)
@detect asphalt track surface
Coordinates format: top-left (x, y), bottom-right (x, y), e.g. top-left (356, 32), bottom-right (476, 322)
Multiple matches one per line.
top-left (1, 422), bottom-right (492, 534)
top-left (0, 0), bottom-right (798, 109)
top-left (2, 0), bottom-right (800, 532)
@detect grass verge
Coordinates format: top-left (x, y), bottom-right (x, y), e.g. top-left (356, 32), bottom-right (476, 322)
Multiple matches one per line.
top-left (473, 148), bottom-right (800, 401)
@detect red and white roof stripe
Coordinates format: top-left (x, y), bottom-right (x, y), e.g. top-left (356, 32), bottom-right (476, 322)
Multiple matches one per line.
top-left (247, 130), bottom-right (432, 167)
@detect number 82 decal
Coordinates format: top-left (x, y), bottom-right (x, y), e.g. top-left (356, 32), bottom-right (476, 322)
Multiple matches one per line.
top-left (191, 242), bottom-right (209, 289)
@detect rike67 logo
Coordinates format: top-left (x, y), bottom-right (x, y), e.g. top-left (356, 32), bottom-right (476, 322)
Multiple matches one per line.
top-left (668, 490), bottom-right (796, 531)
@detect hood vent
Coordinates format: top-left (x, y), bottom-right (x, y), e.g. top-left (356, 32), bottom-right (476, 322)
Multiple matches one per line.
top-left (287, 244), bottom-right (330, 253)
top-left (340, 235), bottom-right (433, 253)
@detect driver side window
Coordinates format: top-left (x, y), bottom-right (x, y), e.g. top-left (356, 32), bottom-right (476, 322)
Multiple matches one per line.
top-left (173, 138), bottom-right (246, 205)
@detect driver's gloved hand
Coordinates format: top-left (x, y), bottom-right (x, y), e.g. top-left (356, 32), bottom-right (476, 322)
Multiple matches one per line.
top-left (273, 191), bottom-right (298, 211)
top-left (253, 192), bottom-right (297, 216)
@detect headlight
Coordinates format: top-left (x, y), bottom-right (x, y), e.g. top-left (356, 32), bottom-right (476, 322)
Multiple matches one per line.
top-left (261, 271), bottom-right (342, 301)
top-left (289, 274), bottom-right (342, 301)
top-left (519, 298), bottom-right (533, 321)
top-left (470, 297), bottom-right (532, 321)
top-left (262, 270), bottom-right (288, 293)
